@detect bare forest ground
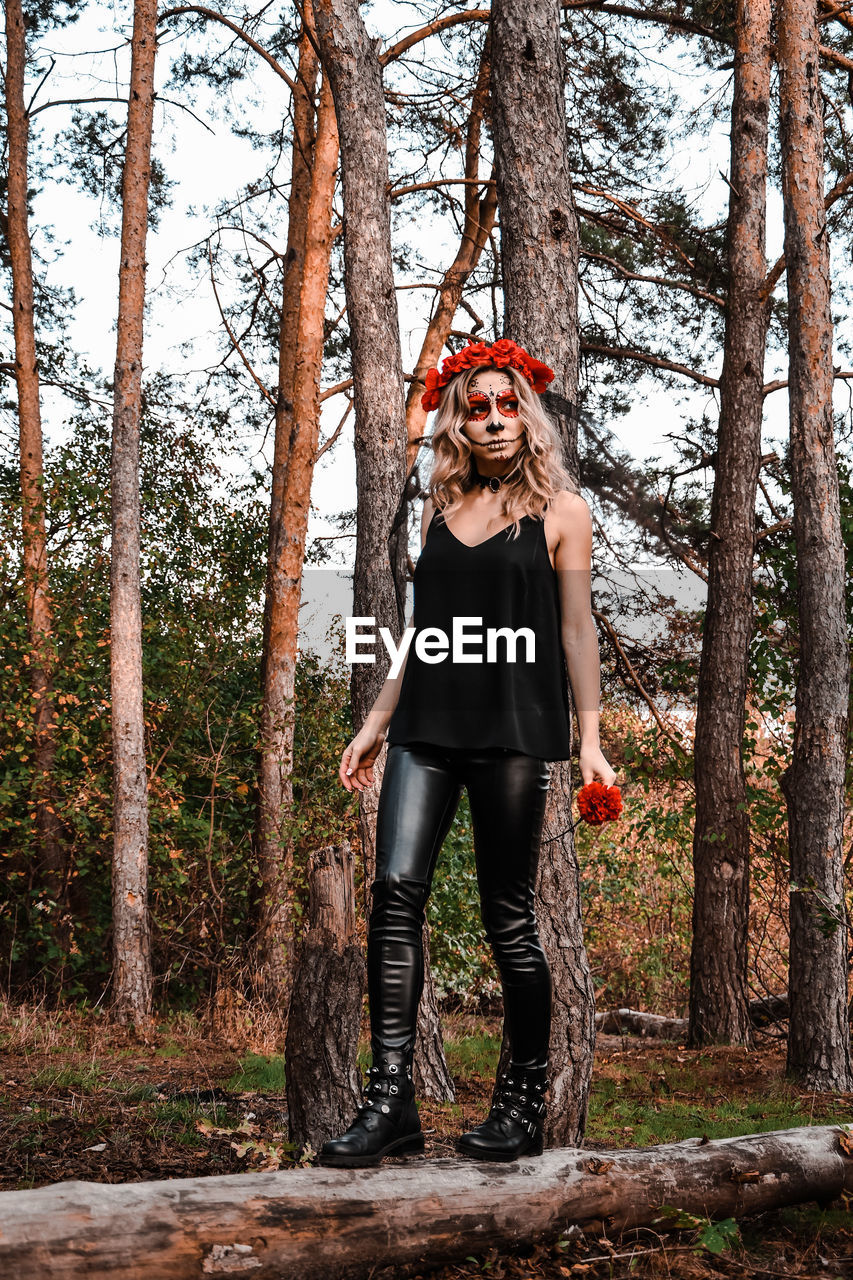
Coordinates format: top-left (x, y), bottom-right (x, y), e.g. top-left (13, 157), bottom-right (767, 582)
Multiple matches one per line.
top-left (1, 1004), bottom-right (852, 1278)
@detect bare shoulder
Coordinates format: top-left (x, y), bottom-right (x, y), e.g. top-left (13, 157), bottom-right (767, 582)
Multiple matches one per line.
top-left (549, 489), bottom-right (591, 532)
top-left (549, 490), bottom-right (592, 569)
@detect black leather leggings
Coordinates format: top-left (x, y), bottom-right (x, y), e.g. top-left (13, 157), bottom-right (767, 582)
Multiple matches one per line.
top-left (369, 741), bottom-right (552, 1068)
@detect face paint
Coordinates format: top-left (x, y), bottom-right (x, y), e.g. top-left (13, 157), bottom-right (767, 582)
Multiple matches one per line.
top-left (495, 389), bottom-right (520, 418)
top-left (466, 392), bottom-right (491, 421)
top-left (466, 375), bottom-right (519, 422)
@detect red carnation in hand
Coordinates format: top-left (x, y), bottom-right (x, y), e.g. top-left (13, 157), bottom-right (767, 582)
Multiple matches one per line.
top-left (576, 781), bottom-right (623, 825)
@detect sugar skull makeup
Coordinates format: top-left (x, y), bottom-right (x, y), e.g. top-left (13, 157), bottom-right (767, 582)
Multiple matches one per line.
top-left (466, 377), bottom-right (521, 421)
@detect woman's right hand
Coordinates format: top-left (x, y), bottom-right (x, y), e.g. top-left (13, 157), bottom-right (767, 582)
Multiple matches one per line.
top-left (339, 725), bottom-right (386, 793)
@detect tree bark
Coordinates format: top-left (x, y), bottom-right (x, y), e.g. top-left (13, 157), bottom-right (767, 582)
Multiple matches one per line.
top-left (254, 46), bottom-right (339, 1023)
top-left (285, 842), bottom-right (366, 1153)
top-left (777, 0), bottom-right (853, 1092)
top-left (490, 0), bottom-right (594, 1146)
top-left (4, 0), bottom-right (69, 963)
top-left (2, 1126), bottom-right (850, 1279)
top-left (404, 36), bottom-right (498, 475)
top-left (253, 22), bottom-right (319, 1008)
top-left (110, 0), bottom-right (158, 1028)
top-left (688, 0), bottom-right (771, 1048)
top-left (313, 0), bottom-right (453, 1102)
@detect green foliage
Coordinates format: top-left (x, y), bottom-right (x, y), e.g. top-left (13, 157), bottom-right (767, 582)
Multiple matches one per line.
top-left (654, 1207), bottom-right (741, 1256)
top-left (426, 794), bottom-right (500, 1004)
top-left (52, 108), bottom-right (176, 234)
top-left (0, 378), bottom-right (356, 1004)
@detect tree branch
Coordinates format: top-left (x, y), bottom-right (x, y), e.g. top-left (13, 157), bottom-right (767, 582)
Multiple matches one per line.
top-left (763, 369), bottom-right (853, 396)
top-left (207, 239), bottom-right (276, 406)
top-left (576, 183), bottom-right (701, 272)
top-left (582, 340), bottom-right (719, 387)
top-left (157, 5), bottom-right (297, 91)
top-left (761, 170), bottom-right (853, 299)
top-left (380, 10), bottom-right (490, 65)
top-left (581, 248), bottom-right (725, 308)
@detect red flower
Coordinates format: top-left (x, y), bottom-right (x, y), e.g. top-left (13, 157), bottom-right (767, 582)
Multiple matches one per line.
top-left (419, 338), bottom-right (555, 412)
top-left (576, 781), bottom-right (623, 825)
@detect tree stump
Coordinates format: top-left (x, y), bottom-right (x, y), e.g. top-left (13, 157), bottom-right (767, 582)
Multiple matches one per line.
top-left (285, 842), bottom-right (366, 1152)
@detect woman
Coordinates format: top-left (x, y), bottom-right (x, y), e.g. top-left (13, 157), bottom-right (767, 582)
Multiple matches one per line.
top-left (319, 339), bottom-right (616, 1168)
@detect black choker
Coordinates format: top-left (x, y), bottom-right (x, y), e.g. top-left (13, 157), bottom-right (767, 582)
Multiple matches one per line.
top-left (471, 462), bottom-right (519, 493)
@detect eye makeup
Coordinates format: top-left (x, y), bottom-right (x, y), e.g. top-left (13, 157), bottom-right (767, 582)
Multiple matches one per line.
top-left (495, 390), bottom-right (520, 418)
top-left (466, 389), bottom-right (521, 420)
top-left (466, 392), bottom-right (491, 421)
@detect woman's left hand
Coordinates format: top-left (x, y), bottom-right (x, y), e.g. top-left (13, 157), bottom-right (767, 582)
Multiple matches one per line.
top-left (578, 742), bottom-right (618, 788)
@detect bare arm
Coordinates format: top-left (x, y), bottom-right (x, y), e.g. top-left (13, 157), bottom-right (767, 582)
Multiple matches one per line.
top-left (552, 492), bottom-right (617, 784)
top-left (340, 496), bottom-right (434, 791)
top-left (361, 495), bottom-right (433, 734)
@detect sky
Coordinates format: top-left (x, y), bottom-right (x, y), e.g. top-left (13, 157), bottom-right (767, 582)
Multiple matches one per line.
top-left (20, 0), bottom-right (853, 653)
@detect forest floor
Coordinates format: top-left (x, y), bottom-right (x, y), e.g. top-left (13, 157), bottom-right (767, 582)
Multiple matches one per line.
top-left (1, 1006), bottom-right (852, 1278)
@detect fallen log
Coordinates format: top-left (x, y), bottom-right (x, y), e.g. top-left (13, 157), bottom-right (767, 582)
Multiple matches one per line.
top-left (0, 1125), bottom-right (850, 1279)
top-left (595, 1009), bottom-right (687, 1038)
top-left (595, 995), bottom-right (796, 1039)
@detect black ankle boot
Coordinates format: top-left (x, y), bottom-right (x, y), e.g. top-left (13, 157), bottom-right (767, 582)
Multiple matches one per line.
top-left (318, 1047), bottom-right (424, 1168)
top-left (456, 1062), bottom-right (547, 1162)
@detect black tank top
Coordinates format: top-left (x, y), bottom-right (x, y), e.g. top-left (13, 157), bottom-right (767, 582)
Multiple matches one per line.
top-left (386, 506), bottom-right (572, 760)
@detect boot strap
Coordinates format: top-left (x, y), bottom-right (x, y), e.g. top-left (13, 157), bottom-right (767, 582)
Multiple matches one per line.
top-left (358, 1064), bottom-right (410, 1113)
top-left (489, 1075), bottom-right (547, 1134)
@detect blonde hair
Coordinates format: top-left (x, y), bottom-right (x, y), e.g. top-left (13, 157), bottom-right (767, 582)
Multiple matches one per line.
top-left (426, 365), bottom-right (579, 538)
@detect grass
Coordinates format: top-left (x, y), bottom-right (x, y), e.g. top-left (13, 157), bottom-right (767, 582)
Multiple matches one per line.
top-left (154, 1042), bottom-right (186, 1059)
top-left (222, 1054), bottom-right (286, 1094)
top-left (116, 1082), bottom-right (162, 1103)
top-left (586, 1054), bottom-right (853, 1148)
top-left (147, 1100), bottom-right (230, 1147)
top-left (445, 1031), bottom-right (501, 1079)
top-left (29, 1063), bottom-right (103, 1093)
top-left (423, 1035), bottom-right (853, 1151)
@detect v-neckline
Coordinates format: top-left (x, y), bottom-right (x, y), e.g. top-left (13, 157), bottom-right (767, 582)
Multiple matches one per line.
top-left (440, 512), bottom-right (529, 549)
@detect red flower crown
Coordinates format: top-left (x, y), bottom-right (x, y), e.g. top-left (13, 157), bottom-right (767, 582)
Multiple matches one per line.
top-left (420, 338), bottom-right (555, 413)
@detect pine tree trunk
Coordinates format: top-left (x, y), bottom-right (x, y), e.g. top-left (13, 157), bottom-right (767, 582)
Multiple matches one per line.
top-left (254, 45), bottom-right (338, 1024)
top-left (4, 0), bottom-right (69, 963)
top-left (253, 22), bottom-right (317, 1007)
top-left (777, 0), bottom-right (852, 1092)
top-left (490, 0), bottom-right (594, 1146)
top-left (404, 36), bottom-right (497, 474)
top-left (314, 0), bottom-right (453, 1101)
top-left (688, 0), bottom-right (771, 1048)
top-left (110, 0), bottom-right (158, 1028)
top-left (285, 843), bottom-right (366, 1152)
